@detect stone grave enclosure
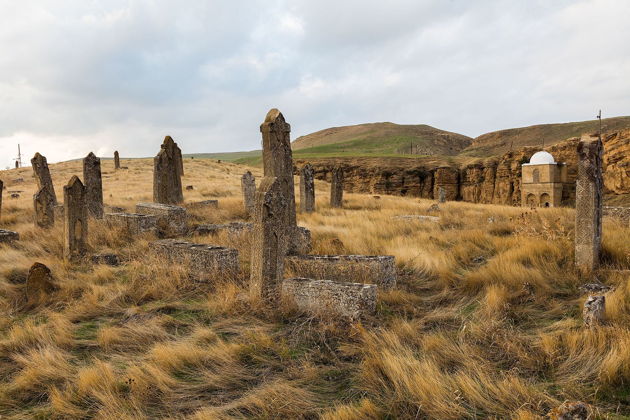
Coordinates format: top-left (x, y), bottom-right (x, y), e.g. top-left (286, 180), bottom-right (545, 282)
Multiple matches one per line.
top-left (150, 239), bottom-right (239, 280)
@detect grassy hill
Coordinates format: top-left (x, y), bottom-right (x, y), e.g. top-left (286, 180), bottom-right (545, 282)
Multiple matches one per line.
top-left (462, 116), bottom-right (630, 157)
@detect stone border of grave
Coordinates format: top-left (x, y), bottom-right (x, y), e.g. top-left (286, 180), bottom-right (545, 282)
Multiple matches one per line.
top-left (105, 213), bottom-right (158, 235)
top-left (136, 202), bottom-right (187, 237)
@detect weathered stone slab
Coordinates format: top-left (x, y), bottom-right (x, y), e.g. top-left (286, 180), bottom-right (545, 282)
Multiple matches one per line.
top-left (299, 164), bottom-right (315, 213)
top-left (250, 177), bottom-right (288, 304)
top-left (26, 262), bottom-right (57, 306)
top-left (153, 136), bottom-right (183, 204)
top-left (194, 222), bottom-right (253, 236)
top-left (330, 167), bottom-right (344, 208)
top-left (575, 135), bottom-right (603, 274)
top-left (31, 153), bottom-right (57, 205)
top-left (91, 253), bottom-right (121, 266)
top-left (149, 239), bottom-right (239, 279)
top-left (114, 151), bottom-right (120, 169)
top-left (136, 202), bottom-right (187, 237)
top-left (583, 295), bottom-right (605, 327)
top-left (282, 277), bottom-right (377, 319)
top-left (105, 213), bottom-right (158, 235)
top-left (34, 187), bottom-right (55, 228)
top-left (0, 229), bottom-right (19, 243)
top-left (83, 152), bottom-right (104, 219)
top-left (392, 215), bottom-right (440, 223)
top-left (63, 176), bottom-right (88, 261)
top-left (241, 171), bottom-right (256, 216)
top-left (185, 200), bottom-right (219, 209)
top-left (285, 255), bottom-right (396, 289)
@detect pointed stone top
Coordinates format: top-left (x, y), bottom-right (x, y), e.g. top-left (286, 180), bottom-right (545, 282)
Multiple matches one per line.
top-left (32, 152), bottom-right (45, 162)
top-left (163, 135), bottom-right (175, 145)
top-left (86, 152), bottom-right (97, 159)
top-left (66, 175), bottom-right (84, 189)
top-left (264, 108), bottom-right (283, 123)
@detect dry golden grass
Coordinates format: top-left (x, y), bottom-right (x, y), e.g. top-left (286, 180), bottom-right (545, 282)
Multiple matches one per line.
top-left (1, 157), bottom-right (630, 419)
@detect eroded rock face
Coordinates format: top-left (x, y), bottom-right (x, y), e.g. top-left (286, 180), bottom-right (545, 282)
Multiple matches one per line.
top-left (31, 153), bottom-right (57, 205)
top-left (83, 152), bottom-right (104, 219)
top-left (603, 129), bottom-right (630, 194)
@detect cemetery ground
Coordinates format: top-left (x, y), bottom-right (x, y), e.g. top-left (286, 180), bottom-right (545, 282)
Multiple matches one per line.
top-left (1, 158), bottom-right (630, 419)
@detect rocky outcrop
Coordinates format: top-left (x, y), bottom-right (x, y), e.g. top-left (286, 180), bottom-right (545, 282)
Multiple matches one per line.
top-left (295, 129), bottom-right (630, 206)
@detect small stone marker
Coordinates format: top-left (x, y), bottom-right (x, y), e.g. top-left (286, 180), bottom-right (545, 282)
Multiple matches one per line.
top-left (583, 295), bottom-right (605, 327)
top-left (31, 153), bottom-right (57, 205)
top-left (136, 202), bottom-right (187, 237)
top-left (63, 176), bottom-right (88, 261)
top-left (105, 212), bottom-right (158, 235)
top-left (153, 136), bottom-right (184, 204)
top-left (0, 229), bottom-right (19, 243)
top-left (114, 151), bottom-right (120, 170)
top-left (91, 253), bottom-right (120, 266)
top-left (250, 177), bottom-right (288, 304)
top-left (575, 135), bottom-right (603, 275)
top-left (282, 278), bottom-right (377, 319)
top-left (330, 167), bottom-right (344, 208)
top-left (33, 187), bottom-right (56, 228)
top-left (241, 171), bottom-right (256, 216)
top-left (83, 152), bottom-right (104, 219)
top-left (149, 239), bottom-right (239, 280)
top-left (26, 262), bottom-right (57, 306)
top-left (299, 164), bottom-right (315, 213)
top-left (438, 186), bottom-right (446, 203)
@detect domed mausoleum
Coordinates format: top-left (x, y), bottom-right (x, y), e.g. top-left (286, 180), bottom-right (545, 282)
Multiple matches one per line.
top-left (521, 151), bottom-right (567, 207)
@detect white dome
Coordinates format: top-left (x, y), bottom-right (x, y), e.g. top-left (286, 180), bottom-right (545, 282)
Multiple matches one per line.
top-left (528, 151), bottom-right (556, 165)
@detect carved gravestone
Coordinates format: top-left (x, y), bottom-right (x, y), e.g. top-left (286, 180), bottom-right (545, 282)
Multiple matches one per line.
top-left (575, 135), bottom-right (603, 275)
top-left (438, 186), bottom-right (446, 204)
top-left (83, 152), bottom-right (104, 219)
top-left (250, 177), bottom-right (288, 305)
top-left (299, 164), bottom-right (315, 213)
top-left (241, 171), bottom-right (256, 216)
top-left (0, 179), bottom-right (3, 221)
top-left (114, 151), bottom-right (120, 170)
top-left (26, 262), bottom-right (57, 306)
top-left (583, 295), bottom-right (605, 327)
top-left (153, 136), bottom-right (184, 204)
top-left (31, 153), bottom-right (57, 205)
top-left (33, 187), bottom-right (55, 228)
top-left (330, 167), bottom-right (344, 208)
top-left (63, 176), bottom-right (88, 261)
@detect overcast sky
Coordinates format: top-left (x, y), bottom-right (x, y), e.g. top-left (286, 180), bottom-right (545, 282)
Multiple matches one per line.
top-left (1, 0), bottom-right (629, 168)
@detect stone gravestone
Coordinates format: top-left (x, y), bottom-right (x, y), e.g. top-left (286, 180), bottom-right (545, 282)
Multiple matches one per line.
top-left (438, 186), bottom-right (446, 204)
top-left (153, 136), bottom-right (184, 204)
top-left (583, 295), bottom-right (605, 327)
top-left (330, 167), bottom-right (344, 208)
top-left (250, 177), bottom-right (288, 305)
top-left (83, 152), bottom-right (104, 219)
top-left (0, 179), bottom-right (3, 221)
top-left (114, 151), bottom-right (120, 170)
top-left (63, 176), bottom-right (88, 261)
top-left (31, 153), bottom-right (57, 205)
top-left (26, 262), bottom-right (57, 306)
top-left (575, 135), bottom-right (603, 275)
top-left (33, 187), bottom-right (55, 228)
top-left (299, 164), bottom-right (315, 213)
top-left (241, 171), bottom-right (256, 216)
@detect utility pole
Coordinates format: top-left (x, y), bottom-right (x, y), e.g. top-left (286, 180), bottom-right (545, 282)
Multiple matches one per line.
top-left (14, 144), bottom-right (22, 168)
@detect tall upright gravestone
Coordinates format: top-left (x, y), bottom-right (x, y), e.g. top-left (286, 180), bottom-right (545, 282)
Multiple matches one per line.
top-left (250, 177), bottom-right (288, 304)
top-left (575, 134), bottom-right (603, 275)
top-left (114, 151), bottom-right (120, 170)
top-left (34, 187), bottom-right (55, 228)
top-left (0, 179), bottom-right (3, 221)
top-left (83, 152), bottom-right (104, 219)
top-left (31, 153), bottom-right (57, 205)
top-left (260, 109), bottom-right (297, 236)
top-left (63, 176), bottom-right (88, 261)
top-left (153, 136), bottom-right (184, 204)
top-left (241, 171), bottom-right (256, 216)
top-left (330, 167), bottom-right (344, 208)
top-left (299, 164), bottom-right (315, 213)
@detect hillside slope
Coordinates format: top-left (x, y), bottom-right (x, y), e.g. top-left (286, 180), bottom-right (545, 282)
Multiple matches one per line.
top-left (463, 116), bottom-right (630, 157)
top-left (292, 122), bottom-right (472, 157)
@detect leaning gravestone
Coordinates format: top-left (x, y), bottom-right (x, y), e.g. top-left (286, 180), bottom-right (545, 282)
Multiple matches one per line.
top-left (154, 136), bottom-right (184, 204)
top-left (241, 171), bottom-right (256, 216)
top-left (63, 176), bottom-right (88, 261)
top-left (250, 177), bottom-right (288, 305)
top-left (114, 151), bottom-right (120, 170)
top-left (83, 152), bottom-right (104, 219)
top-left (31, 153), bottom-right (57, 205)
top-left (34, 187), bottom-right (56, 228)
top-left (575, 134), bottom-right (603, 275)
top-left (300, 164), bottom-right (315, 213)
top-left (330, 166), bottom-right (344, 208)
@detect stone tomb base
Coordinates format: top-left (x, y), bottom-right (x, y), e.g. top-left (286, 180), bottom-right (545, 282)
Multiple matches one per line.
top-left (0, 229), bottom-right (19, 243)
top-left (285, 254), bottom-right (396, 289)
top-left (194, 222), bottom-right (253, 237)
top-left (186, 200), bottom-right (219, 209)
top-left (149, 239), bottom-right (239, 280)
top-left (136, 202), bottom-right (188, 237)
top-left (105, 213), bottom-right (158, 235)
top-left (282, 277), bottom-right (377, 319)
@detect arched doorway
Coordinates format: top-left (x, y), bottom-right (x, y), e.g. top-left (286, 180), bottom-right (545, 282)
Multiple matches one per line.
top-left (526, 193), bottom-right (537, 208)
top-left (540, 193), bottom-right (551, 207)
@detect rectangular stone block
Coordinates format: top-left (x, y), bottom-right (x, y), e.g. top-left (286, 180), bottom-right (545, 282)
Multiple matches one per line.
top-left (0, 229), bottom-right (19, 243)
top-left (105, 212), bottom-right (158, 235)
top-left (136, 202), bottom-right (188, 237)
top-left (282, 277), bottom-right (377, 319)
top-left (285, 254), bottom-right (396, 289)
top-left (149, 239), bottom-right (239, 279)
top-left (186, 200), bottom-right (219, 209)
top-left (194, 222), bottom-right (252, 236)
